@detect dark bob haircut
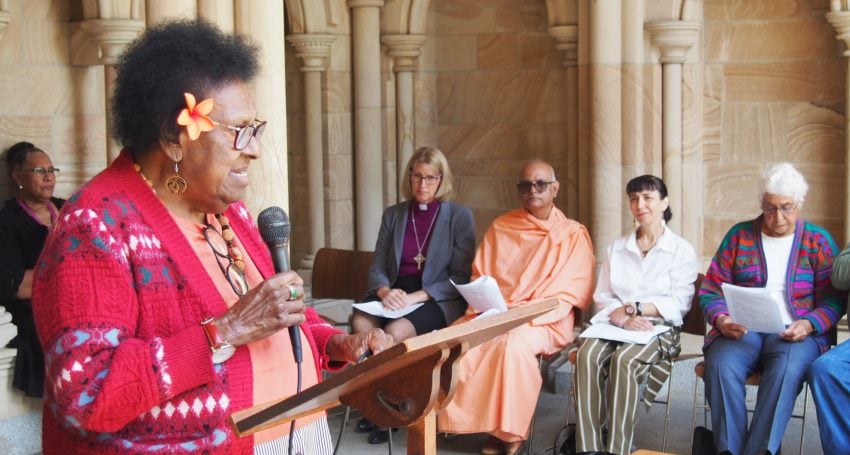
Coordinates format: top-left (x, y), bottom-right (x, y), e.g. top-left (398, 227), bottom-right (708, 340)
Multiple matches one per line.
top-left (626, 174), bottom-right (672, 223)
top-left (111, 19), bottom-right (260, 155)
top-left (5, 142), bottom-right (44, 177)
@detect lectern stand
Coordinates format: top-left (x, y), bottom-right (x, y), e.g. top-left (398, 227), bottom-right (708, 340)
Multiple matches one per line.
top-left (230, 299), bottom-right (560, 454)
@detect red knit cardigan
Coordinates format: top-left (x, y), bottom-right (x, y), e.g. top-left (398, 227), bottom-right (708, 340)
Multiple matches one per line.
top-left (33, 150), bottom-right (343, 454)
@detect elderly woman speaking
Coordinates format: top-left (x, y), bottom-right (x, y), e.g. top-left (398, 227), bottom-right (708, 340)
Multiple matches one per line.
top-left (32, 20), bottom-right (391, 454)
top-left (699, 163), bottom-right (844, 455)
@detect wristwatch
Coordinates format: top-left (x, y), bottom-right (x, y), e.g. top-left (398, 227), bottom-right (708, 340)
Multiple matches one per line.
top-left (201, 317), bottom-right (236, 364)
top-left (624, 302), bottom-right (636, 316)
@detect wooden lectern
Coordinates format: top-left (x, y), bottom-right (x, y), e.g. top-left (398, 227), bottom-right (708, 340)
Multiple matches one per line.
top-left (230, 299), bottom-right (560, 454)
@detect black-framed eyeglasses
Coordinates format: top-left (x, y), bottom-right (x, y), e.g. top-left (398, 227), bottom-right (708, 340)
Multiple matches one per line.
top-left (409, 171), bottom-right (442, 185)
top-left (517, 180), bottom-right (556, 194)
top-left (211, 119), bottom-right (266, 151)
top-left (761, 202), bottom-right (798, 216)
top-left (203, 224), bottom-right (249, 297)
top-left (20, 167), bottom-right (60, 178)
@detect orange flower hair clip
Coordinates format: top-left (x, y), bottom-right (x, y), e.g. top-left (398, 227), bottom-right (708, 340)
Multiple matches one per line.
top-left (176, 92), bottom-right (214, 140)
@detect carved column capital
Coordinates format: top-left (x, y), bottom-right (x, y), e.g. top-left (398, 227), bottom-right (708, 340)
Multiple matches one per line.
top-left (287, 34), bottom-right (335, 72)
top-left (547, 25), bottom-right (578, 67)
top-left (382, 34), bottom-right (427, 72)
top-left (645, 21), bottom-right (700, 64)
top-left (80, 19), bottom-right (145, 64)
top-left (827, 11), bottom-right (850, 57)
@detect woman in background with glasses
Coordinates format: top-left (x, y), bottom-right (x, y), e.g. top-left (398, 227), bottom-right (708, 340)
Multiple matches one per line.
top-left (32, 20), bottom-right (391, 454)
top-left (699, 162), bottom-right (844, 455)
top-left (0, 141), bottom-right (65, 398)
top-left (350, 146), bottom-right (476, 444)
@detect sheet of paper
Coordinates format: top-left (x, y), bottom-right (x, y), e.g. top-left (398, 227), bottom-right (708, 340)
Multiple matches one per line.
top-left (721, 282), bottom-right (787, 334)
top-left (579, 321), bottom-right (671, 345)
top-left (351, 301), bottom-right (424, 319)
top-left (452, 276), bottom-right (508, 314)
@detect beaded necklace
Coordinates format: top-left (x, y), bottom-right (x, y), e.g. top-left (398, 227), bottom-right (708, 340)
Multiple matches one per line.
top-left (134, 163), bottom-right (245, 271)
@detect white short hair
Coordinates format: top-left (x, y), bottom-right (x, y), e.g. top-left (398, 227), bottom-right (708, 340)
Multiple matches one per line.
top-left (760, 162), bottom-right (808, 202)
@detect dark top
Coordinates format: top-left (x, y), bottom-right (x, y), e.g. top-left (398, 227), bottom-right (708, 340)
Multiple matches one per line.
top-left (0, 196), bottom-right (65, 397)
top-left (368, 200), bottom-right (476, 326)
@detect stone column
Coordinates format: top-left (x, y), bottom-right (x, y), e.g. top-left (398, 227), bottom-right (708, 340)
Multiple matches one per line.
top-left (348, 0), bottom-right (385, 250)
top-left (145, 0), bottom-right (197, 23)
top-left (827, 4), bottom-right (850, 242)
top-left (198, 0), bottom-right (235, 32)
top-left (645, 21), bottom-right (699, 235)
top-left (287, 34), bottom-right (335, 270)
top-left (0, 0), bottom-right (11, 43)
top-left (548, 25), bottom-right (579, 221)
top-left (382, 33), bottom-right (427, 201)
top-left (234, 1), bottom-right (290, 215)
top-left (588, 0), bottom-right (622, 256)
top-left (80, 1), bottom-right (145, 162)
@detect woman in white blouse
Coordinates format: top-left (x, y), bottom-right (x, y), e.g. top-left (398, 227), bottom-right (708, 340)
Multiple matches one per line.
top-left (574, 175), bottom-right (698, 455)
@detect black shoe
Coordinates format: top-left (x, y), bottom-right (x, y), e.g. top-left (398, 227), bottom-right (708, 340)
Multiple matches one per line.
top-left (355, 418), bottom-right (376, 433)
top-left (368, 427), bottom-right (399, 444)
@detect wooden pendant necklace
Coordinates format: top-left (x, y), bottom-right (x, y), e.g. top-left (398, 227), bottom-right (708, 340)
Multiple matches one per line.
top-left (134, 163), bottom-right (245, 271)
top-left (411, 204), bottom-right (440, 271)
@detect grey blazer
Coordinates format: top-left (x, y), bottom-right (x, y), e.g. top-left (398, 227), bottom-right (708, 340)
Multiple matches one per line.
top-left (367, 200), bottom-right (476, 325)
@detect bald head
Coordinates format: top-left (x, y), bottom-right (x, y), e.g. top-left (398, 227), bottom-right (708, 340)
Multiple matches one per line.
top-left (518, 159), bottom-right (556, 182)
top-left (517, 159), bottom-right (559, 220)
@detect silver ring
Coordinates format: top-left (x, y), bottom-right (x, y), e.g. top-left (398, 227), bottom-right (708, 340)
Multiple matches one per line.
top-left (287, 285), bottom-right (299, 301)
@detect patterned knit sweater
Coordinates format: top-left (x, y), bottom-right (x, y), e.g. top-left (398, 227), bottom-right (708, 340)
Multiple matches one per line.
top-left (699, 217), bottom-right (845, 353)
top-left (32, 151), bottom-right (343, 454)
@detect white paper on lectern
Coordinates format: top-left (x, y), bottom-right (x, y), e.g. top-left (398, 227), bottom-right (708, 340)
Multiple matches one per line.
top-left (579, 322), bottom-right (671, 345)
top-left (721, 282), bottom-right (786, 333)
top-left (351, 301), bottom-right (424, 319)
top-left (451, 276), bottom-right (508, 314)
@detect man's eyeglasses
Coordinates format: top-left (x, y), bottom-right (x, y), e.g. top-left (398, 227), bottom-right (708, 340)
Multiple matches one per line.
top-left (203, 224), bottom-right (249, 297)
top-left (211, 119), bottom-right (266, 151)
top-left (761, 202), bottom-right (799, 216)
top-left (517, 180), bottom-right (556, 194)
top-left (21, 167), bottom-right (60, 178)
top-left (410, 172), bottom-right (442, 185)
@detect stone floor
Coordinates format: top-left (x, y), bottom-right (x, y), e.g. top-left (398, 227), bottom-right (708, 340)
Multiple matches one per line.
top-left (326, 333), bottom-right (826, 455)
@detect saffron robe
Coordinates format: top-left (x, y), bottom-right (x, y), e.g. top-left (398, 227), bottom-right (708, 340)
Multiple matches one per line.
top-left (437, 207), bottom-right (594, 442)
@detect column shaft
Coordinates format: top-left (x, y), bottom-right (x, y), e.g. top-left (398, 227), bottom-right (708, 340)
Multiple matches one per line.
top-left (145, 0), bottom-right (197, 23)
top-left (234, 1), bottom-right (289, 214)
top-left (589, 0), bottom-right (622, 256)
top-left (350, 1), bottom-right (385, 250)
top-left (395, 70), bottom-right (414, 200)
top-left (661, 63), bottom-right (683, 234)
top-left (304, 70), bottom-right (326, 268)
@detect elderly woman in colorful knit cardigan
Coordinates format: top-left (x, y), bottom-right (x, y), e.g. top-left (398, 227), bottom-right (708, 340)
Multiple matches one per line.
top-left (32, 20), bottom-right (392, 454)
top-left (699, 162), bottom-right (844, 455)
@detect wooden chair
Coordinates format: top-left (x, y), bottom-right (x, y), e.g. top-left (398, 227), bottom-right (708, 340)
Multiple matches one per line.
top-left (690, 298), bottom-right (836, 454)
top-left (311, 247), bottom-right (374, 301)
top-left (562, 274), bottom-right (705, 453)
top-left (310, 247), bottom-right (374, 328)
top-left (657, 273), bottom-right (706, 451)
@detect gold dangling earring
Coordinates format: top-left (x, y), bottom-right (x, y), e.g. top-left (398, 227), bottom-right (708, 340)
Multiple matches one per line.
top-left (166, 161), bottom-right (188, 195)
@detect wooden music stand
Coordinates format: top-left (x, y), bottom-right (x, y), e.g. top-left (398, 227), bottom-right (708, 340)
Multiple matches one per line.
top-left (230, 299), bottom-right (559, 455)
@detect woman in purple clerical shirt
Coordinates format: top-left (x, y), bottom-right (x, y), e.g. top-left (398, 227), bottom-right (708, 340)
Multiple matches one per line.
top-left (351, 146), bottom-right (476, 444)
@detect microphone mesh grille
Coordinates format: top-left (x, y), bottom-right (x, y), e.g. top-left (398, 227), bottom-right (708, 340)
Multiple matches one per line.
top-left (257, 206), bottom-right (291, 245)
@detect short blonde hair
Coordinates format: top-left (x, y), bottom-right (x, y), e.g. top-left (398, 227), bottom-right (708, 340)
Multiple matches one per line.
top-left (401, 147), bottom-right (455, 201)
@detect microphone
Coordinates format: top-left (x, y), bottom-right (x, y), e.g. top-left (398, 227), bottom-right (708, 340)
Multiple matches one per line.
top-left (258, 206), bottom-right (301, 364)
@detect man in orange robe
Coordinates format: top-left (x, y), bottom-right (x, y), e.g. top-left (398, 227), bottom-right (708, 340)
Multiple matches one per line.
top-left (437, 159), bottom-right (594, 455)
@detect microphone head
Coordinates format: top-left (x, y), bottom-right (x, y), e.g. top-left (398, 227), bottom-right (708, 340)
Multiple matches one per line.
top-left (258, 206), bottom-right (291, 247)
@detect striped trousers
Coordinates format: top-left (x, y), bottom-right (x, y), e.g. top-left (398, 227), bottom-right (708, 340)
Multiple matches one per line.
top-left (254, 416), bottom-right (334, 455)
top-left (574, 332), bottom-right (677, 455)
